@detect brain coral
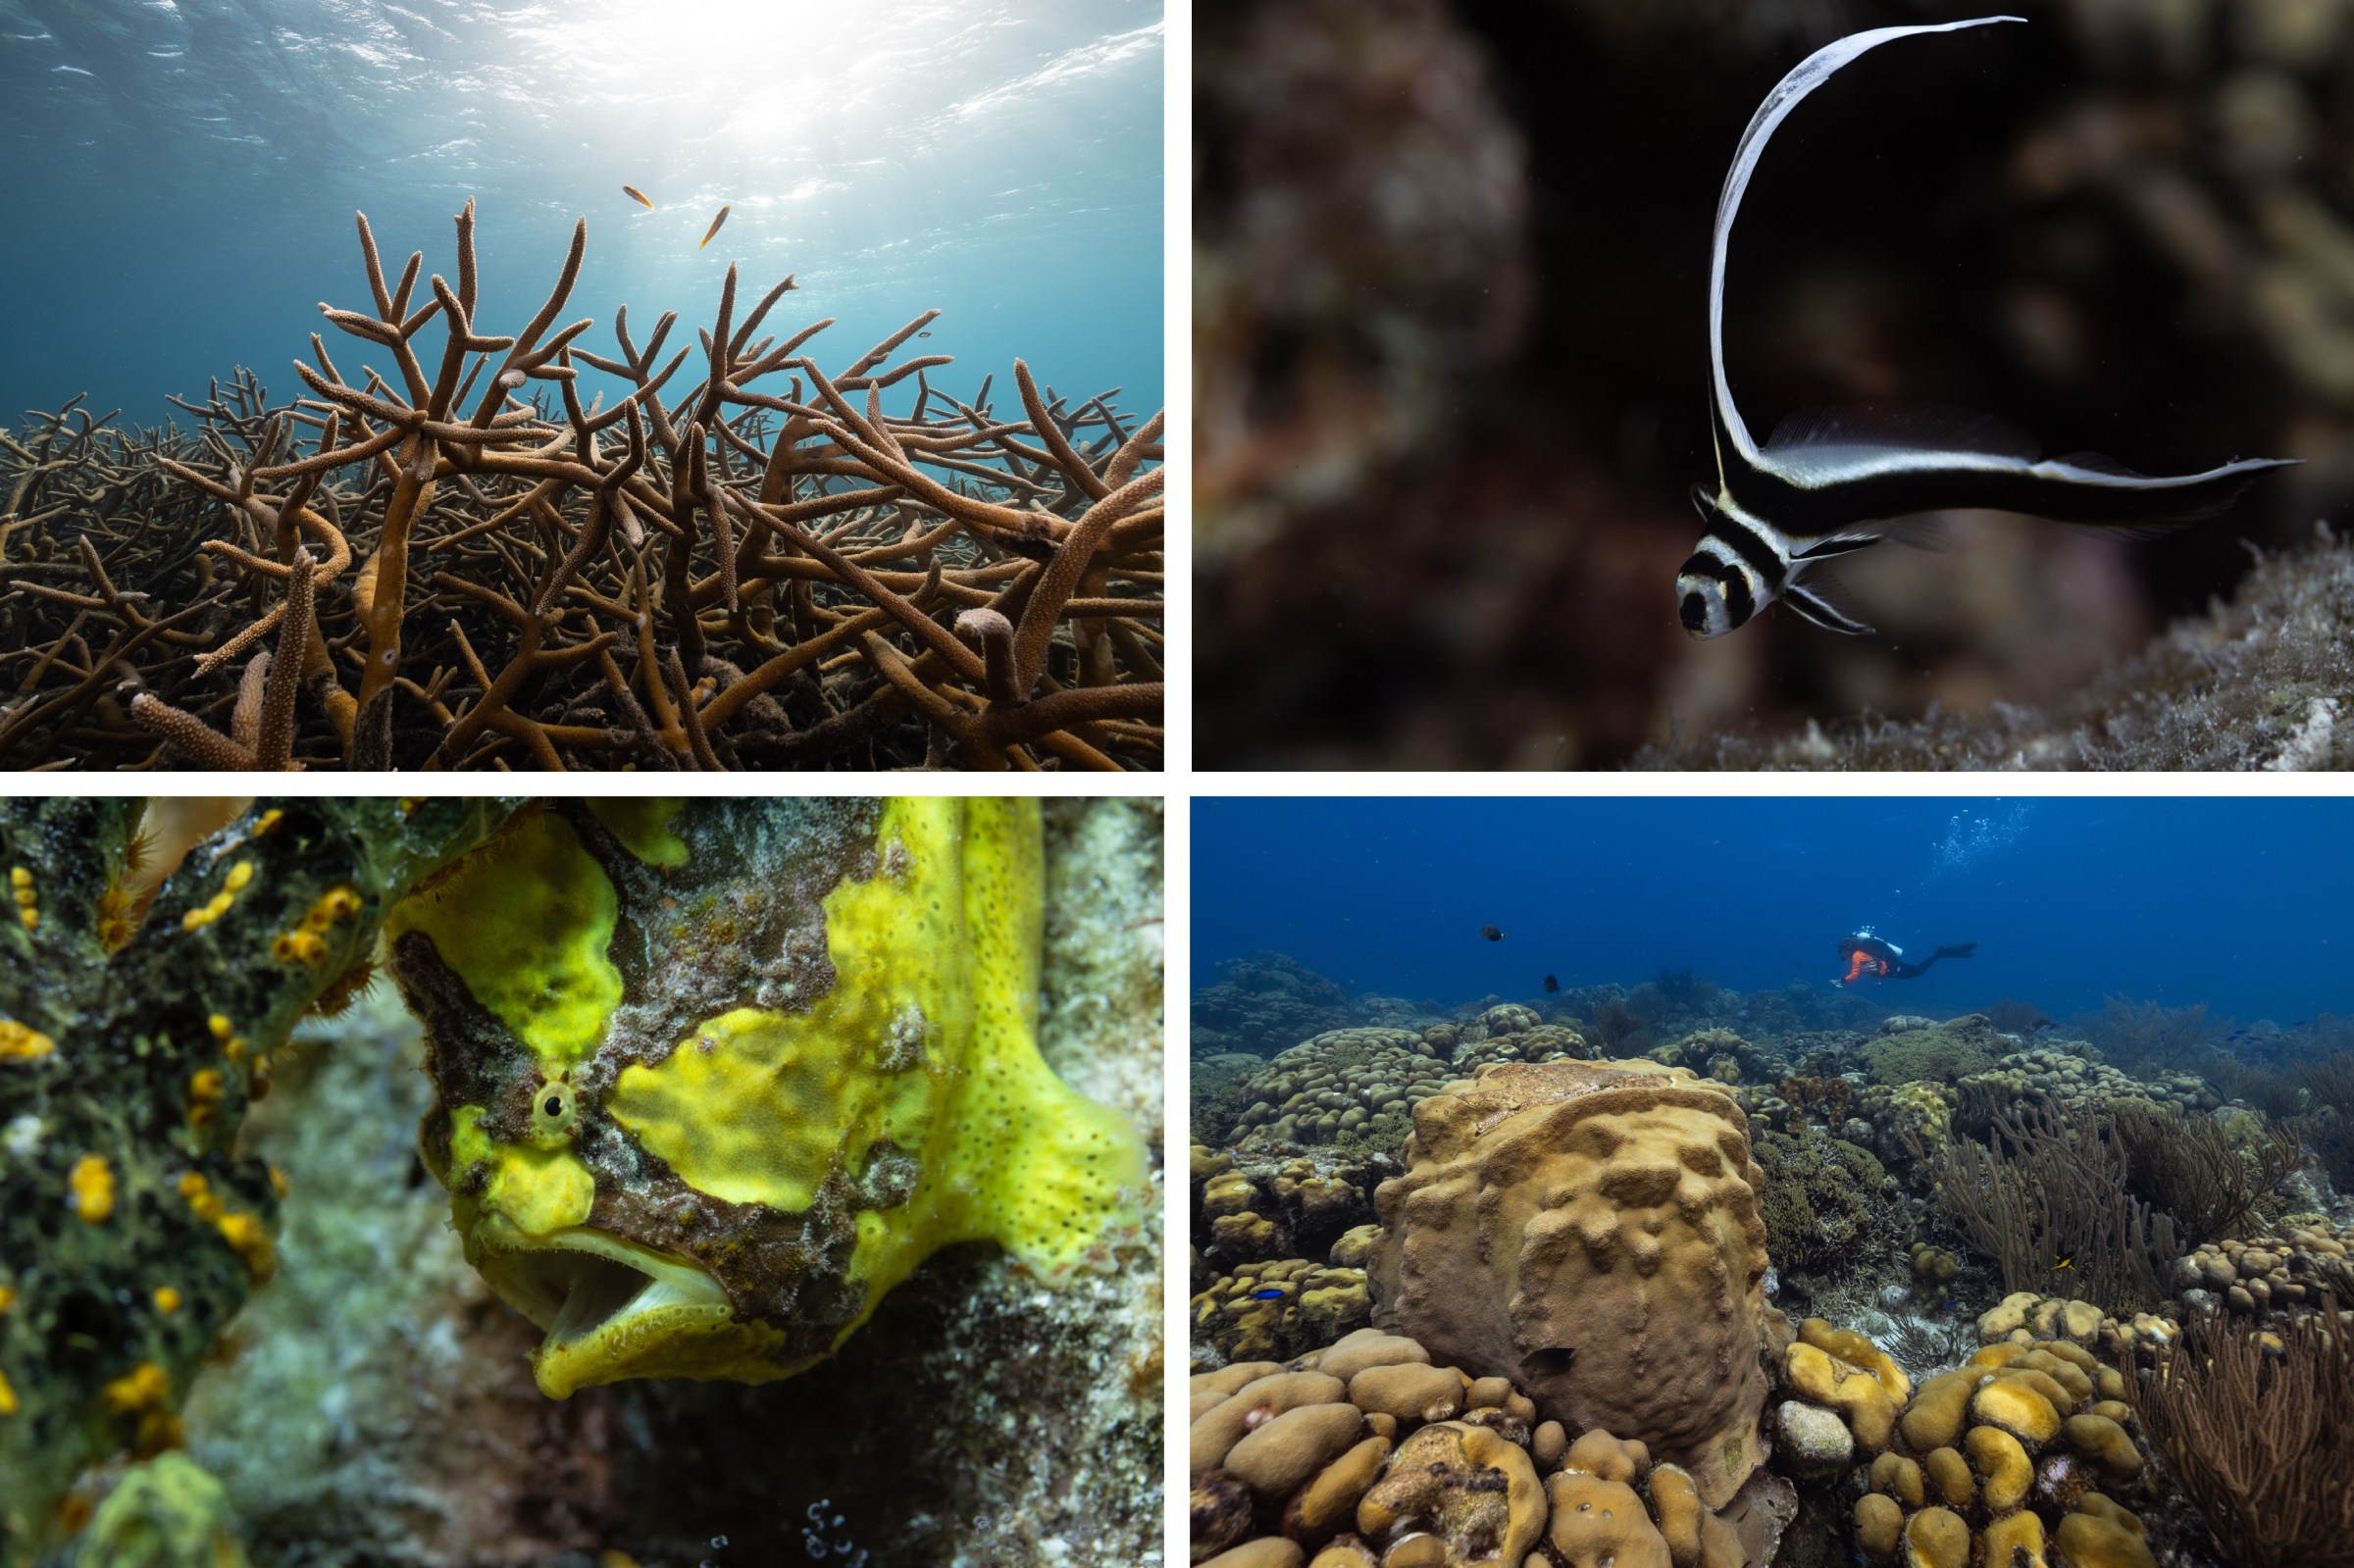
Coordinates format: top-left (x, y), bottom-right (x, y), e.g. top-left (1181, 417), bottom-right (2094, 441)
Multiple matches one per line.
top-left (1367, 1059), bottom-right (1773, 1507)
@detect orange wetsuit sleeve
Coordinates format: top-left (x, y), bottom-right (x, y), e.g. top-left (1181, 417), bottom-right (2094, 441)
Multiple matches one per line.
top-left (1843, 950), bottom-right (1870, 983)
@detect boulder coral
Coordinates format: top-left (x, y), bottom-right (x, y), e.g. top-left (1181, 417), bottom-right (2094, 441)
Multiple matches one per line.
top-left (1367, 1059), bottom-right (1773, 1507)
top-left (1190, 1329), bottom-right (1795, 1568)
top-left (1789, 1332), bottom-right (2161, 1568)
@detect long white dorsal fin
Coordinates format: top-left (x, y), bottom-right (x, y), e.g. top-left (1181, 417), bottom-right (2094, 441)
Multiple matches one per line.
top-left (1710, 17), bottom-right (2026, 469)
top-left (1765, 401), bottom-right (2038, 460)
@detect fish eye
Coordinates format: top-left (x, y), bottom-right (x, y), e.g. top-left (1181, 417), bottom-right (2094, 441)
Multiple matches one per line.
top-left (528, 1071), bottom-right (580, 1147)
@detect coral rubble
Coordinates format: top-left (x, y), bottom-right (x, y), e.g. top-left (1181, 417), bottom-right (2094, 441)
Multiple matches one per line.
top-left (0, 201), bottom-right (1162, 771)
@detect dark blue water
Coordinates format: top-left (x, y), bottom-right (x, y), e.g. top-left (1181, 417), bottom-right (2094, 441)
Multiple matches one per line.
top-left (1195, 797), bottom-right (2353, 1028)
top-left (0, 1), bottom-right (1161, 431)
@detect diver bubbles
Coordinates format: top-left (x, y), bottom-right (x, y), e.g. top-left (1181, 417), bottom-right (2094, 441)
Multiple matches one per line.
top-left (1926, 801), bottom-right (2037, 883)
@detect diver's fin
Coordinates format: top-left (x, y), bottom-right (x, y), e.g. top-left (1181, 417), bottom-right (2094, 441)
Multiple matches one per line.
top-left (1935, 942), bottom-right (1979, 959)
top-left (1781, 567), bottom-right (1874, 635)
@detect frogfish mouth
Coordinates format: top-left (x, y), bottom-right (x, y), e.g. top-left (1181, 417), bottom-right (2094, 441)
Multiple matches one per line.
top-left (384, 797), bottom-right (1146, 1399)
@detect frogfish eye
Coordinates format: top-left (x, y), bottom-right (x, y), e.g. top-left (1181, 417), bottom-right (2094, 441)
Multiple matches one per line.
top-left (528, 1071), bottom-right (579, 1148)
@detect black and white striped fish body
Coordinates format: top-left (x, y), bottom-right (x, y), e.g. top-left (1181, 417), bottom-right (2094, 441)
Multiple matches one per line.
top-left (1681, 17), bottom-right (2299, 640)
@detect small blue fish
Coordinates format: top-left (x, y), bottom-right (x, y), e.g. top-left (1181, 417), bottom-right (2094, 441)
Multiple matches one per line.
top-left (1249, 1288), bottom-right (1287, 1300)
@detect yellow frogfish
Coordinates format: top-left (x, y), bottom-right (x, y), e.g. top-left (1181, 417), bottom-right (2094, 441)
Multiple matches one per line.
top-left (383, 797), bottom-right (1147, 1398)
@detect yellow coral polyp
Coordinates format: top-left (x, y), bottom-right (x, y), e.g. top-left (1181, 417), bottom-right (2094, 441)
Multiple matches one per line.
top-left (0, 1369), bottom-right (16, 1417)
top-left (100, 1361), bottom-right (170, 1414)
top-left (270, 884), bottom-right (360, 963)
top-left (273, 931), bottom-right (326, 963)
top-left (215, 1211), bottom-right (276, 1279)
top-left (188, 1069), bottom-right (225, 1105)
top-left (0, 1286), bottom-right (16, 1314)
top-left (152, 1287), bottom-right (181, 1314)
top-left (207, 1014), bottom-right (233, 1041)
top-left (179, 1171), bottom-right (224, 1222)
top-left (7, 867), bottom-right (27, 889)
top-left (12, 868), bottom-right (36, 933)
top-left (0, 1018), bottom-right (56, 1060)
top-left (69, 1153), bottom-right (115, 1223)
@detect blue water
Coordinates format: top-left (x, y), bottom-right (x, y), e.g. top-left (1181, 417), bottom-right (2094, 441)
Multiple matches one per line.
top-left (0, 1), bottom-right (1161, 432)
top-left (1195, 797), bottom-right (2354, 1028)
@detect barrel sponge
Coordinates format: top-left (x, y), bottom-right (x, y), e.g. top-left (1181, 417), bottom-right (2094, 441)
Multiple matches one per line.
top-left (1369, 1059), bottom-right (1771, 1508)
top-left (1356, 1421), bottom-right (1545, 1565)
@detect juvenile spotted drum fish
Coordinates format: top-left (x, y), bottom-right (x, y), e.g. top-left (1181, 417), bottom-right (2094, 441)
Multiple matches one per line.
top-left (1678, 17), bottom-right (2298, 639)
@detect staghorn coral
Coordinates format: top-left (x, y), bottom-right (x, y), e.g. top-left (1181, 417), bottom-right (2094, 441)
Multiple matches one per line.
top-left (1367, 1058), bottom-right (1772, 1508)
top-left (0, 795), bottom-right (516, 1560)
top-left (0, 200), bottom-right (1163, 772)
top-left (384, 798), bottom-right (1148, 1398)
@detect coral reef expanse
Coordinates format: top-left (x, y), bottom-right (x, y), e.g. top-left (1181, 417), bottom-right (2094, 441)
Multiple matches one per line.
top-left (1192, 960), bottom-right (2354, 1567)
top-left (0, 200), bottom-right (1162, 771)
top-left (4, 796), bottom-right (1162, 1567)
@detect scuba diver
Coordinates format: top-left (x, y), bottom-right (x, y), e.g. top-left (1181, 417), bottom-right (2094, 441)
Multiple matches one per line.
top-left (1835, 933), bottom-right (1977, 986)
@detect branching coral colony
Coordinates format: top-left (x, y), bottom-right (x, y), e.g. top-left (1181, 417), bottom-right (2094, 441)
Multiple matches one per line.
top-left (0, 201), bottom-right (1164, 771)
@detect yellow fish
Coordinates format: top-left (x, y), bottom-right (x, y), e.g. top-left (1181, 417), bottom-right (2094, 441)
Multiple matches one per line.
top-left (621, 184), bottom-right (655, 211)
top-left (384, 797), bottom-right (1147, 1398)
top-left (699, 204), bottom-right (730, 248)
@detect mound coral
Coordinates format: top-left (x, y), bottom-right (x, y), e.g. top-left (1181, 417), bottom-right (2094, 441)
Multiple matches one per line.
top-left (1862, 1016), bottom-right (2002, 1087)
top-left (1226, 1029), bottom-right (1456, 1156)
top-left (1368, 1059), bottom-right (1772, 1507)
top-left (0, 200), bottom-right (1163, 771)
top-left (1190, 1329), bottom-right (1795, 1568)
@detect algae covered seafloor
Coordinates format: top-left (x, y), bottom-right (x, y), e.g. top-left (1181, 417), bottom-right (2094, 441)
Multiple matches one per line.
top-left (1188, 881), bottom-right (2354, 1564)
top-left (0, 796), bottom-right (1163, 1568)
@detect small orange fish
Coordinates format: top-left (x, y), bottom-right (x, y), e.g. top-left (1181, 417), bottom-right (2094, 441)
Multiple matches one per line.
top-left (699, 204), bottom-right (731, 249)
top-left (622, 185), bottom-right (655, 211)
